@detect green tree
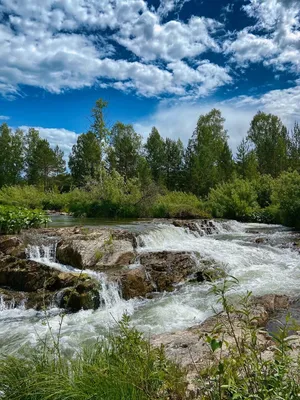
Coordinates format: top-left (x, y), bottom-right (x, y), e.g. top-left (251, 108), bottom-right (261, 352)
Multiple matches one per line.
top-left (164, 138), bottom-right (184, 190)
top-left (217, 141), bottom-right (234, 183)
top-left (0, 124), bottom-right (24, 187)
top-left (69, 132), bottom-right (101, 187)
top-left (236, 138), bottom-right (259, 180)
top-left (186, 109), bottom-right (230, 196)
top-left (108, 122), bottom-right (142, 181)
top-left (247, 111), bottom-right (289, 177)
top-left (25, 128), bottom-right (41, 185)
top-left (145, 127), bottom-right (166, 183)
top-left (289, 122), bottom-right (300, 172)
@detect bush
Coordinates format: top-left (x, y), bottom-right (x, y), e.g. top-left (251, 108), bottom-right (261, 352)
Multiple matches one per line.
top-left (253, 174), bottom-right (275, 208)
top-left (0, 205), bottom-right (50, 234)
top-left (0, 315), bottom-right (186, 400)
top-left (208, 179), bottom-right (258, 220)
top-left (0, 185), bottom-right (46, 209)
top-left (152, 192), bottom-right (211, 219)
top-left (272, 171), bottom-right (300, 228)
top-left (199, 279), bottom-right (300, 399)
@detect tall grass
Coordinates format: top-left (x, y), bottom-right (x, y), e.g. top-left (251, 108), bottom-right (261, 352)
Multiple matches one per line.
top-left (0, 315), bottom-right (186, 400)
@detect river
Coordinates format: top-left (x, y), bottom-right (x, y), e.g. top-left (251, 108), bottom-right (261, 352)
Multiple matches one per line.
top-left (0, 220), bottom-right (299, 355)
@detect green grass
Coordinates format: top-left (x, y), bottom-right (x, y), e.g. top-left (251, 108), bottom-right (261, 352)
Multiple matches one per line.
top-left (0, 315), bottom-right (186, 400)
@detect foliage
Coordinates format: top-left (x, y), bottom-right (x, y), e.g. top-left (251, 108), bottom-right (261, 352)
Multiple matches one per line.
top-left (198, 279), bottom-right (300, 399)
top-left (208, 178), bottom-right (258, 220)
top-left (247, 111), bottom-right (289, 177)
top-left (152, 191), bottom-right (211, 219)
top-left (272, 170), bottom-right (300, 228)
top-left (69, 132), bottom-right (102, 187)
top-left (0, 205), bottom-right (50, 234)
top-left (0, 315), bottom-right (186, 400)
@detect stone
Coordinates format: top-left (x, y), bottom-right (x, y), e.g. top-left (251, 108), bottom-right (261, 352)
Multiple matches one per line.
top-left (0, 236), bottom-right (26, 258)
top-left (56, 229), bottom-right (136, 270)
top-left (119, 268), bottom-right (153, 299)
top-left (172, 219), bottom-right (217, 235)
top-left (0, 253), bottom-right (100, 310)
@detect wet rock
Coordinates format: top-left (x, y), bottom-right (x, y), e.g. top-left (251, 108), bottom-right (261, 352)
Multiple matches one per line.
top-left (0, 236), bottom-right (26, 258)
top-left (56, 229), bottom-right (136, 270)
top-left (255, 237), bottom-right (268, 244)
top-left (58, 283), bottom-right (100, 311)
top-left (139, 251), bottom-right (197, 291)
top-left (119, 268), bottom-right (153, 299)
top-left (0, 253), bottom-right (100, 310)
top-left (172, 219), bottom-right (217, 235)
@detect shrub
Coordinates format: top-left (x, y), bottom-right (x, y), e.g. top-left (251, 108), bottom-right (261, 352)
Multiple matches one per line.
top-left (252, 174), bottom-right (275, 208)
top-left (0, 205), bottom-right (50, 234)
top-left (198, 279), bottom-right (300, 399)
top-left (272, 171), bottom-right (300, 228)
top-left (0, 185), bottom-right (46, 209)
top-left (152, 191), bottom-right (211, 219)
top-left (0, 315), bottom-right (186, 400)
top-left (208, 178), bottom-right (258, 220)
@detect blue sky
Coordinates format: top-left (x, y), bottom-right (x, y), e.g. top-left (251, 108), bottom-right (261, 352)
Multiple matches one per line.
top-left (0, 0), bottom-right (299, 157)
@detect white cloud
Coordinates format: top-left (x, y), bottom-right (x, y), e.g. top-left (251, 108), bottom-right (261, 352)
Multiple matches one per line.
top-left (226, 0), bottom-right (300, 73)
top-left (225, 82), bottom-right (300, 123)
top-left (0, 0), bottom-right (228, 99)
top-left (19, 126), bottom-right (78, 161)
top-left (0, 115), bottom-right (10, 120)
top-left (157, 0), bottom-right (191, 17)
top-left (135, 83), bottom-right (300, 153)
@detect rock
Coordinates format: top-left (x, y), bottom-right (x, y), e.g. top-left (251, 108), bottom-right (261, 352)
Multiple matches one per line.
top-left (0, 236), bottom-right (26, 258)
top-left (255, 237), bottom-right (268, 244)
top-left (58, 282), bottom-right (100, 311)
top-left (139, 251), bottom-right (197, 291)
top-left (172, 219), bottom-right (217, 235)
top-left (56, 229), bottom-right (136, 270)
top-left (119, 268), bottom-right (153, 299)
top-left (151, 294), bottom-right (290, 394)
top-left (0, 253), bottom-right (100, 310)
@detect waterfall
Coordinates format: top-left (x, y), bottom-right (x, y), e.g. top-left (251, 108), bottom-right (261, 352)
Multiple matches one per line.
top-left (27, 243), bottom-right (125, 312)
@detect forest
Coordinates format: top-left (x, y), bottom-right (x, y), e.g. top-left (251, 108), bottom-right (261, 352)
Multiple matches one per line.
top-left (0, 99), bottom-right (299, 228)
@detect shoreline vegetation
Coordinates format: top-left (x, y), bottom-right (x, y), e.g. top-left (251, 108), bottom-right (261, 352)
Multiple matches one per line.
top-left (0, 99), bottom-right (299, 231)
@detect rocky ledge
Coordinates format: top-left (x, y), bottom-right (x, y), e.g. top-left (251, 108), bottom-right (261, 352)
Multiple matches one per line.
top-left (0, 220), bottom-right (224, 311)
top-left (151, 294), bottom-right (294, 398)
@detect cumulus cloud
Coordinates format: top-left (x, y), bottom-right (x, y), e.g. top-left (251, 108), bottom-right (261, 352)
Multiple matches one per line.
top-left (135, 84), bottom-right (300, 153)
top-left (226, 0), bottom-right (300, 73)
top-left (0, 115), bottom-right (10, 120)
top-left (0, 0), bottom-right (228, 99)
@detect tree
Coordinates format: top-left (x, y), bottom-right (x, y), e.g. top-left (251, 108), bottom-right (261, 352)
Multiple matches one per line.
top-left (217, 141), bottom-right (234, 183)
top-left (145, 127), bottom-right (166, 183)
top-left (164, 138), bottom-right (184, 190)
top-left (69, 132), bottom-right (101, 187)
top-left (289, 123), bottom-right (300, 172)
top-left (25, 129), bottom-right (65, 188)
top-left (186, 109), bottom-right (230, 196)
top-left (25, 128), bottom-right (41, 185)
top-left (108, 123), bottom-right (142, 181)
top-left (236, 138), bottom-right (259, 180)
top-left (247, 112), bottom-right (289, 177)
top-left (91, 98), bottom-right (110, 164)
top-left (0, 124), bottom-right (24, 187)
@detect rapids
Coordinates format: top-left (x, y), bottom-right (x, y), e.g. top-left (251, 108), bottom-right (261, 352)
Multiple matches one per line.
top-left (0, 220), bottom-right (299, 355)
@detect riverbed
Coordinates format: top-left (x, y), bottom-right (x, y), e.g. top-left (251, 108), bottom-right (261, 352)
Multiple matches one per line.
top-left (0, 220), bottom-right (299, 355)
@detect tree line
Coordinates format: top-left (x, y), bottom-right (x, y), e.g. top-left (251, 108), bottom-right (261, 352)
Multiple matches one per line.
top-left (1, 99), bottom-right (300, 197)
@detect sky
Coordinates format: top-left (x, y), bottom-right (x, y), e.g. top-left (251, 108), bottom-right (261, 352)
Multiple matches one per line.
top-left (0, 0), bottom-right (299, 157)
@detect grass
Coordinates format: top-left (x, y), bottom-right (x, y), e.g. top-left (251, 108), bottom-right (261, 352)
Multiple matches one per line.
top-left (0, 315), bottom-right (186, 400)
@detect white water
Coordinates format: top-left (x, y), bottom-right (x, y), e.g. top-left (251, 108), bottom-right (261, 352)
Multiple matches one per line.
top-left (0, 220), bottom-right (299, 354)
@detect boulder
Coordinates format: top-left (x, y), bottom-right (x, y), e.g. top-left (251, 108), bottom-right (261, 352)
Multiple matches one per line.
top-left (56, 230), bottom-right (136, 270)
top-left (0, 253), bottom-right (100, 311)
top-left (172, 219), bottom-right (217, 235)
top-left (0, 236), bottom-right (26, 258)
top-left (139, 251), bottom-right (197, 291)
top-left (119, 268), bottom-right (153, 299)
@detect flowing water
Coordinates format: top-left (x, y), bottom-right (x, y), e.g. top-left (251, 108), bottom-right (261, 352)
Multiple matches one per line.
top-left (0, 220), bottom-right (299, 355)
